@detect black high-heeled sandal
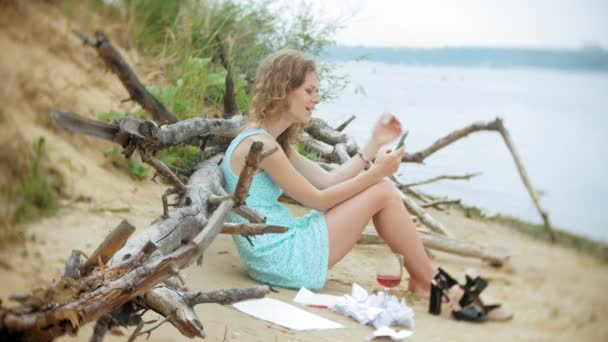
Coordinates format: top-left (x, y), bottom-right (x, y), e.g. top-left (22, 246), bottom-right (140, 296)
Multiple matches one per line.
top-left (460, 274), bottom-right (488, 307)
top-left (429, 268), bottom-right (458, 315)
top-left (428, 268), bottom-right (490, 322)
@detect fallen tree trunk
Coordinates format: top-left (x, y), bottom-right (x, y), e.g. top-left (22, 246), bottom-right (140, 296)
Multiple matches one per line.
top-left (357, 232), bottom-right (509, 267)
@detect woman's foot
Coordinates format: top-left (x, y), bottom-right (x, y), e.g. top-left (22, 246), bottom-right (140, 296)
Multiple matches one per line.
top-left (407, 279), bottom-right (430, 298)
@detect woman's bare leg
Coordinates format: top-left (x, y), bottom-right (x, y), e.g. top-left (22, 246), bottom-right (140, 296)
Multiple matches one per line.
top-left (324, 180), bottom-right (433, 296)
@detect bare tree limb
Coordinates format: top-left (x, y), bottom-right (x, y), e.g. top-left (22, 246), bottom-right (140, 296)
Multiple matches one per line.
top-left (80, 219), bottom-right (136, 276)
top-left (401, 173), bottom-right (482, 188)
top-left (494, 119), bottom-right (556, 242)
top-left (233, 142), bottom-right (265, 205)
top-left (63, 249), bottom-right (83, 279)
top-left (74, 30), bottom-right (179, 124)
top-left (139, 150), bottom-right (187, 192)
top-left (184, 285), bottom-right (270, 306)
top-left (335, 115), bottom-right (356, 132)
top-left (138, 286), bottom-right (204, 338)
top-left (402, 118), bottom-right (502, 163)
top-left (357, 232), bottom-right (509, 267)
top-left (298, 132), bottom-right (334, 160)
top-left (389, 179), bottom-right (455, 237)
top-left (89, 314), bottom-right (112, 342)
top-left (420, 199), bottom-right (462, 209)
top-left (216, 35), bottom-right (239, 118)
top-left (153, 115), bottom-right (246, 151)
top-left (222, 223), bottom-right (287, 236)
top-left (306, 117), bottom-right (348, 145)
top-left (51, 110), bottom-right (120, 142)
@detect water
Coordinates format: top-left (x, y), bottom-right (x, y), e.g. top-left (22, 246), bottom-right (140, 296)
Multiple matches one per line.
top-left (315, 60), bottom-right (608, 242)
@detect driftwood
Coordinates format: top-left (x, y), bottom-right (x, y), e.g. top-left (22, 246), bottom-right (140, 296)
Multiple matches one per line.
top-left (222, 223), bottom-right (288, 236)
top-left (80, 219), bottom-right (136, 276)
top-left (399, 118), bottom-right (555, 241)
top-left (1, 30), bottom-right (554, 341)
top-left (420, 199), bottom-right (462, 209)
top-left (357, 232), bottom-right (509, 267)
top-left (401, 172), bottom-right (482, 188)
top-left (73, 31), bottom-right (179, 124)
top-left (396, 183), bottom-right (455, 237)
top-left (1, 32), bottom-right (288, 341)
top-left (216, 34), bottom-right (239, 118)
top-left (335, 115), bottom-right (356, 132)
top-left (0, 145), bottom-right (283, 341)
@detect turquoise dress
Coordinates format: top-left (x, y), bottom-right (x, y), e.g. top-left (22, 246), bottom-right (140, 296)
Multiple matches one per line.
top-left (221, 128), bottom-right (329, 290)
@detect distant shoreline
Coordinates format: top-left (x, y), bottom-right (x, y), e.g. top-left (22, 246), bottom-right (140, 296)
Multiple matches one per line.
top-left (420, 192), bottom-right (608, 263)
top-left (321, 45), bottom-right (608, 72)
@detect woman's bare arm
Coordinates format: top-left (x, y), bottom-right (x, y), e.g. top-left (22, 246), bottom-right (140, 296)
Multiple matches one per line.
top-left (260, 137), bottom-right (403, 211)
top-left (287, 141), bottom-right (381, 189)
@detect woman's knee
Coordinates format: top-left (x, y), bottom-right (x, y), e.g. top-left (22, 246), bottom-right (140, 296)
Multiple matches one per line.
top-left (335, 179), bottom-right (398, 210)
top-left (368, 179), bottom-right (401, 203)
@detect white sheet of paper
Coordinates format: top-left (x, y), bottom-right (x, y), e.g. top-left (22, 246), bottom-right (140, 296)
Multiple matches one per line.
top-left (232, 298), bottom-right (344, 332)
top-left (293, 287), bottom-right (341, 308)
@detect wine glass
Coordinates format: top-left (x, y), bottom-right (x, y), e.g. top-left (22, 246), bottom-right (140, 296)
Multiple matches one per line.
top-left (376, 252), bottom-right (404, 295)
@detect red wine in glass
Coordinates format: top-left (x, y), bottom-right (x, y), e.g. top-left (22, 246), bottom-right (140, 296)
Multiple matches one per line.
top-left (375, 253), bottom-right (404, 293)
top-left (377, 274), bottom-right (402, 289)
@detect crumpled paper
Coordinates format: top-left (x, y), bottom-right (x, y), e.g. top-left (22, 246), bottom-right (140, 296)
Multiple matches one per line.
top-left (367, 326), bottom-right (413, 341)
top-left (293, 284), bottom-right (414, 341)
top-left (328, 283), bottom-right (415, 329)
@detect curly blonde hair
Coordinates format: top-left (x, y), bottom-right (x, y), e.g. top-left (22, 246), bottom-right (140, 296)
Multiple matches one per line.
top-left (243, 49), bottom-right (317, 156)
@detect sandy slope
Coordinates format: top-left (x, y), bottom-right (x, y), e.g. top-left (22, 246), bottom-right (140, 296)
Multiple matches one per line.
top-left (1, 2), bottom-right (607, 342)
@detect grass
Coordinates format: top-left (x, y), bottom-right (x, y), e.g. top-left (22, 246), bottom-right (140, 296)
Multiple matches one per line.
top-left (461, 205), bottom-right (608, 263)
top-left (295, 141), bottom-right (318, 162)
top-left (104, 147), bottom-right (150, 181)
top-left (1, 137), bottom-right (63, 245)
top-left (88, 207), bottom-right (131, 214)
top-left (147, 55), bottom-right (250, 120)
top-left (97, 111), bottom-right (143, 124)
top-left (156, 145), bottom-right (202, 170)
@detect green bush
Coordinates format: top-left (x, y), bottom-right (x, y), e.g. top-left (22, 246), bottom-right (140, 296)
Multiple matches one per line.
top-left (295, 141), bottom-right (318, 162)
top-left (104, 147), bottom-right (150, 180)
top-left (156, 145), bottom-right (202, 170)
top-left (1, 137), bottom-right (62, 243)
top-left (12, 138), bottom-right (60, 223)
top-left (148, 56), bottom-right (250, 119)
top-left (119, 0), bottom-right (347, 107)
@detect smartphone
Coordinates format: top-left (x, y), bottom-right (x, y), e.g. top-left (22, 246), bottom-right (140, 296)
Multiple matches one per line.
top-left (396, 129), bottom-right (409, 148)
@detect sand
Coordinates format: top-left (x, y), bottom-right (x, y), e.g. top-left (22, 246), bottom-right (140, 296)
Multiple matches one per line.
top-left (1, 2), bottom-right (607, 341)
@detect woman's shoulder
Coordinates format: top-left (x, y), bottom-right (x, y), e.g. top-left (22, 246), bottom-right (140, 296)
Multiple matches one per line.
top-left (231, 131), bottom-right (279, 160)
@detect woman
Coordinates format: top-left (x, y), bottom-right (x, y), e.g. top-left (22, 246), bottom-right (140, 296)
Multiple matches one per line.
top-left (221, 49), bottom-right (433, 297)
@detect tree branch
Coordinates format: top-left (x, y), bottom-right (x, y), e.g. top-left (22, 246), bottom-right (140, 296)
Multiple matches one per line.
top-left (335, 115), bottom-right (356, 132)
top-left (402, 118), bottom-right (502, 163)
top-left (74, 30), bottom-right (179, 124)
top-left (357, 232), bottom-right (509, 267)
top-left (216, 35), bottom-right (239, 118)
top-left (185, 286), bottom-right (270, 306)
top-left (79, 219), bottom-right (136, 276)
top-left (222, 223), bottom-right (287, 236)
top-left (401, 172), bottom-right (482, 188)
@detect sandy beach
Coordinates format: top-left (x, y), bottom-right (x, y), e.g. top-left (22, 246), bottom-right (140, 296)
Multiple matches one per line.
top-left (1, 2), bottom-right (607, 341)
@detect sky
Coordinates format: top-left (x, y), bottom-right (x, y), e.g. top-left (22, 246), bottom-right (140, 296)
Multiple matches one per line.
top-left (302, 0), bottom-right (608, 49)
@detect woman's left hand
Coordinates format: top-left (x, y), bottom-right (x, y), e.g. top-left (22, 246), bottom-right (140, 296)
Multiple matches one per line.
top-left (371, 113), bottom-right (403, 147)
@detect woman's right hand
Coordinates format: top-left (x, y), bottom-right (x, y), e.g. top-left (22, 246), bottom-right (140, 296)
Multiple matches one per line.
top-left (370, 145), bottom-right (406, 179)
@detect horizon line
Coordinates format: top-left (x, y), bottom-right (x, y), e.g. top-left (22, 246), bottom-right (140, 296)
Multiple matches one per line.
top-left (331, 43), bottom-right (607, 52)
